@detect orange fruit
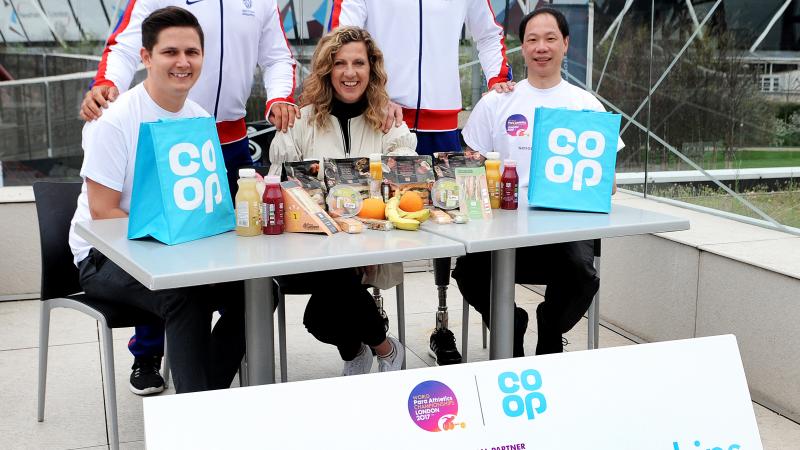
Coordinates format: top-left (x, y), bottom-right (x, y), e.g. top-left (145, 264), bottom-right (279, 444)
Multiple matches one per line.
top-left (399, 191), bottom-right (424, 212)
top-left (358, 197), bottom-right (386, 219)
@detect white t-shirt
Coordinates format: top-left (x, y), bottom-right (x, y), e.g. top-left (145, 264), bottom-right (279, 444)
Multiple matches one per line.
top-left (68, 83), bottom-right (209, 266)
top-left (462, 79), bottom-right (624, 187)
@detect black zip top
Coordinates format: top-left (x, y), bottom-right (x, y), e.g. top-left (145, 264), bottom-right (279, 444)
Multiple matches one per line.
top-left (331, 97), bottom-right (368, 156)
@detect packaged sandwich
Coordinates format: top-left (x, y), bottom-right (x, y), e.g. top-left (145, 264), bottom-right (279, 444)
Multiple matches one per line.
top-left (283, 160), bottom-right (325, 207)
top-left (323, 157), bottom-right (371, 201)
top-left (281, 181), bottom-right (340, 235)
top-left (432, 150), bottom-right (486, 179)
top-left (382, 155), bottom-right (435, 205)
top-left (455, 167), bottom-right (492, 220)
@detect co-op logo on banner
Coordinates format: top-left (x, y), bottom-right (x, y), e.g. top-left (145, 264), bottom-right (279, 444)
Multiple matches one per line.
top-left (169, 140), bottom-right (224, 213)
top-left (672, 439), bottom-right (741, 450)
top-left (408, 380), bottom-right (466, 432)
top-left (544, 127), bottom-right (606, 191)
top-left (498, 369), bottom-right (547, 420)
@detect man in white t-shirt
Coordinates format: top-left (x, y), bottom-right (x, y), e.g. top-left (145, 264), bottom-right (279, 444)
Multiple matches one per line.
top-left (453, 7), bottom-right (622, 356)
top-left (67, 7), bottom-right (244, 393)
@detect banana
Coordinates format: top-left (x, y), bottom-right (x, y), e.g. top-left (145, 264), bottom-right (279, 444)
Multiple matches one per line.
top-left (386, 197), bottom-right (421, 231)
top-left (400, 208), bottom-right (430, 223)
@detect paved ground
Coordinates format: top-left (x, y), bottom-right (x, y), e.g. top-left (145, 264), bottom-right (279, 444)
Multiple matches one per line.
top-left (1, 270), bottom-right (798, 449)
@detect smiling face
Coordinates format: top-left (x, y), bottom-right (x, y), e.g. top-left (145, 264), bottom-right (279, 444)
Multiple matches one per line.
top-left (330, 41), bottom-right (370, 104)
top-left (522, 13), bottom-right (569, 89)
top-left (141, 26), bottom-right (203, 110)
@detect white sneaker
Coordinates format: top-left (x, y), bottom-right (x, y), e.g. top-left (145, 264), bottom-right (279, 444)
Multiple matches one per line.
top-left (378, 336), bottom-right (405, 372)
top-left (342, 344), bottom-right (373, 376)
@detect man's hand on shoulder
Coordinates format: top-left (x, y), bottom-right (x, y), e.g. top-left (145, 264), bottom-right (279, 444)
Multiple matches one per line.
top-left (269, 103), bottom-right (301, 133)
top-left (79, 85), bottom-right (119, 122)
top-left (381, 100), bottom-right (404, 133)
top-left (484, 81), bottom-right (516, 97)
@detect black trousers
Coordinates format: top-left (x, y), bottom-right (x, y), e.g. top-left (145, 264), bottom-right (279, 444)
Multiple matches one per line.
top-left (78, 249), bottom-right (245, 393)
top-left (452, 240), bottom-right (598, 355)
top-left (277, 269), bottom-right (387, 361)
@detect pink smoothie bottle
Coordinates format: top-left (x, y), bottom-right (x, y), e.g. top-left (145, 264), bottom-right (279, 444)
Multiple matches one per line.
top-left (500, 160), bottom-right (519, 210)
top-left (261, 176), bottom-right (284, 235)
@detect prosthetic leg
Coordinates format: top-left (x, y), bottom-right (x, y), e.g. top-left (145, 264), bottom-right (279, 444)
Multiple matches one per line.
top-left (428, 257), bottom-right (463, 365)
top-left (373, 287), bottom-right (389, 333)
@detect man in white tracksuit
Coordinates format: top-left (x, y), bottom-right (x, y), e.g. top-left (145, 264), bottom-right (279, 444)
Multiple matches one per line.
top-left (79, 0), bottom-right (297, 396)
top-left (330, 0), bottom-right (514, 366)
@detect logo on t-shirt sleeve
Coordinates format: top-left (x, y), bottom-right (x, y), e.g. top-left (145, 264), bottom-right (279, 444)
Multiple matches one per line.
top-left (505, 114), bottom-right (529, 136)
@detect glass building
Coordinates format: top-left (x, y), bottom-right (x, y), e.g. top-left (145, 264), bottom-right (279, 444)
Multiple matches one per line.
top-left (1, 0), bottom-right (799, 233)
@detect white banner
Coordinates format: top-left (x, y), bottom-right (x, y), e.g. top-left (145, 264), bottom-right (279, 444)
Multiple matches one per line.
top-left (144, 335), bottom-right (762, 450)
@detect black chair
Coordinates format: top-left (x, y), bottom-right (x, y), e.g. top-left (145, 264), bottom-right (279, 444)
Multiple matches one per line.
top-left (34, 181), bottom-right (167, 450)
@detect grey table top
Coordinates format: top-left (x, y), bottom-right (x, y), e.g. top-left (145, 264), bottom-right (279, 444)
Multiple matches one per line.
top-left (75, 219), bottom-right (466, 290)
top-left (422, 201), bottom-right (690, 253)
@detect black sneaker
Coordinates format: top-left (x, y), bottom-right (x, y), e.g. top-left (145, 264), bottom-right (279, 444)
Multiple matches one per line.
top-left (129, 356), bottom-right (165, 396)
top-left (428, 328), bottom-right (462, 365)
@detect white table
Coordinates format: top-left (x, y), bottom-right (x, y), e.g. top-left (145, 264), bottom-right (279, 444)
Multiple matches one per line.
top-left (76, 219), bottom-right (466, 385)
top-left (422, 199), bottom-right (690, 359)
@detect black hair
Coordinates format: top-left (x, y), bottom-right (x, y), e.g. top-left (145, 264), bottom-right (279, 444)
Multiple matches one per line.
top-left (141, 6), bottom-right (204, 52)
top-left (518, 7), bottom-right (570, 41)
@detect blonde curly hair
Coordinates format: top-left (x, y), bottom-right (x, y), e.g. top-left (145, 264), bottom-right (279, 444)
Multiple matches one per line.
top-left (300, 26), bottom-right (390, 131)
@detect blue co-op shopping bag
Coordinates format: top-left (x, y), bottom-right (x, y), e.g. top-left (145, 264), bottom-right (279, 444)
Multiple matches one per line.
top-left (128, 117), bottom-right (234, 245)
top-left (528, 107), bottom-right (621, 213)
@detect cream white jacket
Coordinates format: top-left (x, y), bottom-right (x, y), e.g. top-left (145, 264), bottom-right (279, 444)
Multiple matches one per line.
top-left (268, 104), bottom-right (416, 288)
top-left (268, 104), bottom-right (417, 174)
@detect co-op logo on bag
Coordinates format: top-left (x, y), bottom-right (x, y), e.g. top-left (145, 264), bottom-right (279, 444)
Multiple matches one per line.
top-left (545, 127), bottom-right (605, 191)
top-left (169, 140), bottom-right (223, 213)
top-left (498, 369), bottom-right (547, 420)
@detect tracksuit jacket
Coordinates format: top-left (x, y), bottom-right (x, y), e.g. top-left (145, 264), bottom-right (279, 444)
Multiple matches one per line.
top-left (330, 0), bottom-right (511, 132)
top-left (93, 0), bottom-right (296, 143)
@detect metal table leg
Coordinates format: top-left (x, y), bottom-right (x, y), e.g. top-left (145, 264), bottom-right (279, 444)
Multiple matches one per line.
top-left (489, 248), bottom-right (515, 359)
top-left (587, 239), bottom-right (601, 350)
top-left (245, 277), bottom-right (275, 385)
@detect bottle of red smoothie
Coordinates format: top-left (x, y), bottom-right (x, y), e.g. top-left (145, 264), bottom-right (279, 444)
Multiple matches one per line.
top-left (501, 160), bottom-right (519, 210)
top-left (262, 176), bottom-right (284, 235)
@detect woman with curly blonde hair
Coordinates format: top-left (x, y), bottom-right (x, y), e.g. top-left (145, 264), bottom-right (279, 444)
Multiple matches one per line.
top-left (269, 26), bottom-right (416, 170)
top-left (268, 27), bottom-right (415, 376)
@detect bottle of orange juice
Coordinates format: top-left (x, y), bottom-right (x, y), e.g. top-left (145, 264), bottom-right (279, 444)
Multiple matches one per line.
top-left (369, 153), bottom-right (383, 198)
top-left (235, 168), bottom-right (262, 236)
top-left (485, 151), bottom-right (502, 209)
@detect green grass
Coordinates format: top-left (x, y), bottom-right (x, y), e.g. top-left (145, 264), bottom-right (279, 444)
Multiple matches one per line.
top-left (648, 184), bottom-right (800, 228)
top-left (680, 191), bottom-right (800, 228)
top-left (701, 150), bottom-right (800, 170)
top-left (626, 149), bottom-right (800, 171)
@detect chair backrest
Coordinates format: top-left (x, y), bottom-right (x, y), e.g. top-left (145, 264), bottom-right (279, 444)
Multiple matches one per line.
top-left (33, 181), bottom-right (83, 300)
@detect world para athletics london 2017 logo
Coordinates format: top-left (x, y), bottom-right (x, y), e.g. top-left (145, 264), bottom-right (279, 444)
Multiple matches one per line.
top-left (505, 114), bottom-right (529, 136)
top-left (408, 380), bottom-right (465, 432)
